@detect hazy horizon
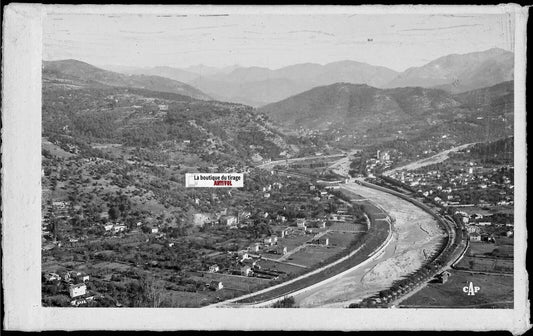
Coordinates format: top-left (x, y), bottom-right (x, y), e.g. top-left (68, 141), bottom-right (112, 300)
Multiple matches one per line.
top-left (44, 12), bottom-right (514, 73)
top-left (42, 47), bottom-right (511, 75)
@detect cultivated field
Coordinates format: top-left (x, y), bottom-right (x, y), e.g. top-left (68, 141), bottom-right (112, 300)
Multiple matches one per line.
top-left (455, 241), bottom-right (513, 274)
top-left (329, 222), bottom-right (367, 232)
top-left (399, 270), bottom-right (513, 308)
top-left (256, 259), bottom-right (306, 274)
top-left (198, 272), bottom-right (270, 292)
top-left (288, 246), bottom-right (344, 267)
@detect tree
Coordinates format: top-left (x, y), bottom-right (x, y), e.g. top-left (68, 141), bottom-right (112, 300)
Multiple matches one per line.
top-left (272, 296), bottom-right (296, 308)
top-left (108, 206), bottom-right (120, 221)
top-left (139, 275), bottom-right (166, 307)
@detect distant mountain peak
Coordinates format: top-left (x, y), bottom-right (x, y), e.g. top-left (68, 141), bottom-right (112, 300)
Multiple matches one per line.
top-left (386, 48), bottom-right (513, 93)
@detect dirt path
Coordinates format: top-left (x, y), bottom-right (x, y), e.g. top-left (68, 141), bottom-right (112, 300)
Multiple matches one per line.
top-left (293, 182), bottom-right (444, 308)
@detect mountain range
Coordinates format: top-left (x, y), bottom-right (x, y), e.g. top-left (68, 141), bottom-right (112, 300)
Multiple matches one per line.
top-left (385, 48), bottom-right (513, 94)
top-left (43, 60), bottom-right (212, 101)
top-left (42, 65), bottom-right (297, 165)
top-left (258, 81), bottom-right (513, 145)
top-left (101, 48), bottom-right (513, 107)
top-left (42, 54), bottom-right (513, 163)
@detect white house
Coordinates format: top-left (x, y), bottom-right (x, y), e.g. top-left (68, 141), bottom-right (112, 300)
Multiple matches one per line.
top-left (249, 243), bottom-right (261, 252)
top-left (469, 233), bottom-right (482, 242)
top-left (69, 283), bottom-right (87, 298)
top-left (238, 250), bottom-right (250, 260)
top-left (69, 271), bottom-right (90, 283)
top-left (241, 266), bottom-right (253, 277)
top-left (45, 273), bottom-right (61, 282)
top-left (296, 218), bottom-right (307, 227)
top-left (263, 235), bottom-right (278, 245)
top-left (277, 246), bottom-right (288, 255)
top-left (209, 281), bottom-right (223, 291)
top-left (113, 224), bottom-right (127, 233)
top-left (208, 264), bottom-right (220, 273)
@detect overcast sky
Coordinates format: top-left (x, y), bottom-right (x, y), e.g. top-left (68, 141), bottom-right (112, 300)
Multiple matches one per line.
top-left (44, 12), bottom-right (514, 72)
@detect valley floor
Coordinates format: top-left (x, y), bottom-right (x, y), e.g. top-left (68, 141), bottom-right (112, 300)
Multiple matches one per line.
top-left (293, 182), bottom-right (444, 308)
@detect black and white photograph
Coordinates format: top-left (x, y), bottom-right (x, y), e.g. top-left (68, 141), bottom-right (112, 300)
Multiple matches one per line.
top-left (2, 4), bottom-right (530, 332)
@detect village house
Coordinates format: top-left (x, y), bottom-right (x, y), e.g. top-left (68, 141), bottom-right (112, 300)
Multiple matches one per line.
top-left (239, 210), bottom-right (252, 218)
top-left (193, 213), bottom-right (213, 227)
top-left (241, 266), bottom-right (253, 277)
top-left (113, 224), bottom-right (127, 233)
top-left (69, 283), bottom-right (87, 298)
top-left (68, 271), bottom-right (90, 283)
top-left (276, 215), bottom-right (287, 223)
top-left (263, 235), bottom-right (278, 245)
top-left (237, 250), bottom-right (250, 260)
top-left (52, 201), bottom-right (69, 209)
top-left (276, 246), bottom-right (288, 255)
top-left (42, 243), bottom-right (56, 251)
top-left (219, 215), bottom-right (238, 227)
top-left (103, 224), bottom-right (114, 232)
top-left (469, 232), bottom-right (482, 242)
top-left (328, 214), bottom-right (341, 221)
top-left (44, 272), bottom-right (61, 282)
top-left (296, 218), bottom-right (307, 228)
top-left (209, 281), bottom-right (223, 291)
top-left (275, 227), bottom-right (289, 238)
top-left (297, 223), bottom-right (307, 231)
top-left (240, 219), bottom-right (254, 228)
top-left (70, 298), bottom-right (88, 307)
top-left (436, 271), bottom-right (451, 284)
top-left (208, 264), bottom-right (220, 273)
top-left (318, 237), bottom-right (329, 246)
top-left (248, 243), bottom-right (261, 252)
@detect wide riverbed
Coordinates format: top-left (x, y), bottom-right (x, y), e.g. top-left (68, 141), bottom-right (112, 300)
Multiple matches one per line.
top-left (293, 182), bottom-right (444, 308)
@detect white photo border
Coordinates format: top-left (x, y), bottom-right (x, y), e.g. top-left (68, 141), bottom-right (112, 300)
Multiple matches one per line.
top-left (2, 4), bottom-right (530, 332)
